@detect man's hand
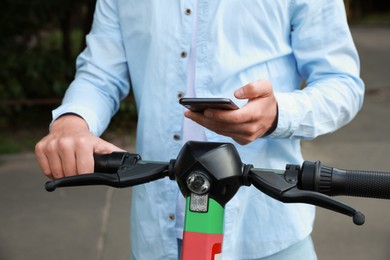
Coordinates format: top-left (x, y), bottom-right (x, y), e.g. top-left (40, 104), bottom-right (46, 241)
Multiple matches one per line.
top-left (184, 80), bottom-right (278, 145)
top-left (35, 114), bottom-right (124, 179)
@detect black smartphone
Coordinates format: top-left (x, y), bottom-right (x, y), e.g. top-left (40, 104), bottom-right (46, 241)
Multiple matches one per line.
top-left (179, 98), bottom-right (239, 112)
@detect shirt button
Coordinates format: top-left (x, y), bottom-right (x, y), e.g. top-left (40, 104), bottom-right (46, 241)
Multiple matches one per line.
top-left (169, 214), bottom-right (175, 221)
top-left (173, 134), bottom-right (181, 141)
top-left (177, 92), bottom-right (184, 99)
top-left (185, 9), bottom-right (192, 15)
top-left (181, 51), bottom-right (187, 58)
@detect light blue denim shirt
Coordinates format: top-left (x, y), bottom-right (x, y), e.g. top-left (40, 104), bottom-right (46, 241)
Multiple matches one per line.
top-left (53, 0), bottom-right (364, 259)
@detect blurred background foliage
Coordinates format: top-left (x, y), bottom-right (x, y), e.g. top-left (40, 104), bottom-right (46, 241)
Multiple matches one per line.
top-left (0, 0), bottom-right (389, 154)
top-left (0, 0), bottom-right (96, 128)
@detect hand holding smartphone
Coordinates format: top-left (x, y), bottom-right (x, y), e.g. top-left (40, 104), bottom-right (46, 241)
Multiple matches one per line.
top-left (179, 98), bottom-right (239, 112)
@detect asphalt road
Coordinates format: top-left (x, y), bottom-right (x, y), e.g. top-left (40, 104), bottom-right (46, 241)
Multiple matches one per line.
top-left (0, 24), bottom-right (389, 260)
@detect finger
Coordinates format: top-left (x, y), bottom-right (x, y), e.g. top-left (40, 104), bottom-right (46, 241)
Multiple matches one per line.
top-left (185, 116), bottom-right (266, 146)
top-left (56, 137), bottom-right (79, 177)
top-left (46, 147), bottom-right (65, 179)
top-left (35, 141), bottom-right (53, 179)
top-left (59, 147), bottom-right (77, 177)
top-left (186, 109), bottom-right (248, 125)
top-left (95, 137), bottom-right (126, 154)
top-left (186, 110), bottom-right (244, 133)
top-left (234, 79), bottom-right (272, 99)
top-left (217, 123), bottom-right (265, 144)
top-left (211, 122), bottom-right (265, 139)
top-left (77, 138), bottom-right (125, 174)
top-left (232, 136), bottom-right (252, 146)
top-left (76, 144), bottom-right (94, 174)
top-left (187, 110), bottom-right (262, 136)
top-left (192, 104), bottom-right (261, 125)
top-left (200, 124), bottom-right (261, 145)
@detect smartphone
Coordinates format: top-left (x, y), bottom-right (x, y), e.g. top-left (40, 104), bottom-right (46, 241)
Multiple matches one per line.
top-left (179, 98), bottom-right (239, 112)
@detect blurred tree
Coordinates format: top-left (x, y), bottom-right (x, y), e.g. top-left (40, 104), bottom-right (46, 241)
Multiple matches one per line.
top-left (347, 0), bottom-right (390, 20)
top-left (0, 0), bottom-right (96, 127)
top-left (0, 0), bottom-right (387, 129)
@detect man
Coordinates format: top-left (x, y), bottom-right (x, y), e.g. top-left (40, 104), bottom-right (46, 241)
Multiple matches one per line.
top-left (35, 0), bottom-right (364, 259)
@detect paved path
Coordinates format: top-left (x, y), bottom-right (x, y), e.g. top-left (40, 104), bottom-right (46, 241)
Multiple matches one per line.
top-left (304, 24), bottom-right (390, 260)
top-left (0, 25), bottom-right (389, 260)
top-left (0, 153), bottom-right (132, 260)
top-left (351, 25), bottom-right (390, 90)
top-left (306, 94), bottom-right (390, 260)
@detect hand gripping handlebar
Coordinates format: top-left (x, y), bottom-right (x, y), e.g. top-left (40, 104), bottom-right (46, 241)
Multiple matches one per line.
top-left (45, 141), bottom-right (390, 225)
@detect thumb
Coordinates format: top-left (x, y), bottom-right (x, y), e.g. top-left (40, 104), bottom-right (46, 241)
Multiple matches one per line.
top-left (234, 79), bottom-right (272, 99)
top-left (94, 137), bottom-right (126, 154)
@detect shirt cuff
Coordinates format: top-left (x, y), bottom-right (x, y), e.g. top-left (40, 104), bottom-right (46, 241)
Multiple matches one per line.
top-left (52, 104), bottom-right (104, 136)
top-left (266, 92), bottom-right (299, 139)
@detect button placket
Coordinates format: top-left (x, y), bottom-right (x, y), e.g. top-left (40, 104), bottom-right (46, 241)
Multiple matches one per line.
top-left (173, 1), bottom-right (195, 144)
top-left (180, 2), bottom-right (194, 60)
top-left (180, 51), bottom-right (188, 58)
top-left (195, 0), bottom-right (210, 98)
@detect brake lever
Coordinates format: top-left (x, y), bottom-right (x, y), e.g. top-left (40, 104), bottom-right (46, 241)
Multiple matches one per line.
top-left (45, 152), bottom-right (170, 191)
top-left (248, 165), bottom-right (365, 225)
top-left (115, 161), bottom-right (169, 187)
top-left (45, 173), bottom-right (120, 191)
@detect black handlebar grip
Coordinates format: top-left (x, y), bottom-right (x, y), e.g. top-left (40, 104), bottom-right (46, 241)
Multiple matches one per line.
top-left (329, 168), bottom-right (390, 199)
top-left (300, 161), bottom-right (390, 200)
top-left (94, 152), bottom-right (136, 173)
